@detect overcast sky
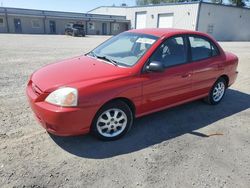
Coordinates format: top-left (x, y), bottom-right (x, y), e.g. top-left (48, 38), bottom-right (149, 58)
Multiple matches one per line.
top-left (0, 0), bottom-right (136, 12)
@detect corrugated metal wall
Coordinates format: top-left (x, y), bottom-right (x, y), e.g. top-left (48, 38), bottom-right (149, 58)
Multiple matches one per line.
top-left (0, 7), bottom-right (129, 35)
top-left (89, 3), bottom-right (200, 30)
top-left (197, 3), bottom-right (250, 41)
top-left (127, 4), bottom-right (199, 30)
top-left (2, 4), bottom-right (250, 40)
top-left (88, 7), bottom-right (127, 16)
top-left (90, 3), bottom-right (250, 41)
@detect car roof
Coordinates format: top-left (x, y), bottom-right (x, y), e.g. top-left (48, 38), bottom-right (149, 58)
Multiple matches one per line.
top-left (127, 28), bottom-right (224, 55)
top-left (128, 28), bottom-right (207, 38)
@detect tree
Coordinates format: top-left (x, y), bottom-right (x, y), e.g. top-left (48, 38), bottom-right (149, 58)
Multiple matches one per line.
top-left (210, 0), bottom-right (223, 4)
top-left (230, 0), bottom-right (246, 6)
top-left (136, 0), bottom-right (200, 5)
top-left (136, 0), bottom-right (147, 5)
top-left (136, 0), bottom-right (246, 7)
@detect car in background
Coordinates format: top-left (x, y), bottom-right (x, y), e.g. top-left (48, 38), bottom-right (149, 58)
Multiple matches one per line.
top-left (65, 23), bottom-right (85, 37)
top-left (27, 28), bottom-right (238, 141)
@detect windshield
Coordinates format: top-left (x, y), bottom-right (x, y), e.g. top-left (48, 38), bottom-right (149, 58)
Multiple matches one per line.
top-left (73, 24), bottom-right (84, 29)
top-left (88, 32), bottom-right (159, 67)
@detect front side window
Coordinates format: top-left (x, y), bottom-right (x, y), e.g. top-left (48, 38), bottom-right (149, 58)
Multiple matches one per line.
top-left (89, 32), bottom-right (158, 67)
top-left (189, 36), bottom-right (219, 61)
top-left (150, 36), bottom-right (187, 67)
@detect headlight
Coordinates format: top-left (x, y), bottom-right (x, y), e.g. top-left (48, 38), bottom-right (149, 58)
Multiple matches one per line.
top-left (45, 87), bottom-right (78, 107)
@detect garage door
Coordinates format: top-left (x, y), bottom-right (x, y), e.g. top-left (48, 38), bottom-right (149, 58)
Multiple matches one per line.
top-left (158, 13), bottom-right (174, 28)
top-left (136, 12), bottom-right (146, 29)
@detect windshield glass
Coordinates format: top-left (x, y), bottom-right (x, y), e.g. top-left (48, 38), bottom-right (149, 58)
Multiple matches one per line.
top-left (73, 24), bottom-right (84, 29)
top-left (89, 32), bottom-right (159, 67)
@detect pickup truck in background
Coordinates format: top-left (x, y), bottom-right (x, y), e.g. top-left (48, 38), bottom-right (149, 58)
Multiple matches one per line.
top-left (65, 23), bottom-right (85, 37)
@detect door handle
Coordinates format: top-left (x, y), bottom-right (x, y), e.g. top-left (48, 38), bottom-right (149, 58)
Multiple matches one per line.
top-left (181, 73), bottom-right (192, 78)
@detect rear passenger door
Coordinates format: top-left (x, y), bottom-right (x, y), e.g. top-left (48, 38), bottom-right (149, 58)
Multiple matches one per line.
top-left (188, 35), bottom-right (221, 97)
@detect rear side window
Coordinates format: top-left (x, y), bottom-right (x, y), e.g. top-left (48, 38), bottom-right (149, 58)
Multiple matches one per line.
top-left (150, 36), bottom-right (187, 68)
top-left (189, 36), bottom-right (219, 61)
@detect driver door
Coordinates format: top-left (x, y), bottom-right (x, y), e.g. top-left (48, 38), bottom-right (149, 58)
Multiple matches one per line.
top-left (140, 35), bottom-right (195, 115)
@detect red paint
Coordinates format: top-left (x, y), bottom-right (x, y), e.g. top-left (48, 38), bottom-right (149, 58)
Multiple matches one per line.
top-left (26, 29), bottom-right (238, 136)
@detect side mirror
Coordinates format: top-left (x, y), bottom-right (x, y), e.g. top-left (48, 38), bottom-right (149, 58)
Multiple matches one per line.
top-left (146, 61), bottom-right (165, 72)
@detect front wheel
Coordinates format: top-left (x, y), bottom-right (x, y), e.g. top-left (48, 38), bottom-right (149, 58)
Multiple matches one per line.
top-left (91, 101), bottom-right (133, 141)
top-left (205, 77), bottom-right (227, 105)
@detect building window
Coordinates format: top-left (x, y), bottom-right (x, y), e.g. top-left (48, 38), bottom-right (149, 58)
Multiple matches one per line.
top-left (31, 20), bottom-right (41, 28)
top-left (88, 22), bottom-right (95, 30)
top-left (113, 23), bottom-right (120, 31)
top-left (0, 17), bottom-right (4, 27)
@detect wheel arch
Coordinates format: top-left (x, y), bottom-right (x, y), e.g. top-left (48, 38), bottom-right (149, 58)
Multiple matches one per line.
top-left (94, 97), bottom-right (136, 119)
top-left (104, 97), bottom-right (136, 117)
top-left (219, 74), bottom-right (229, 87)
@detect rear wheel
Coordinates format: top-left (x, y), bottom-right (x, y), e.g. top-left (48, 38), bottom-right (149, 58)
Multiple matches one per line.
top-left (91, 101), bottom-right (133, 141)
top-left (205, 77), bottom-right (227, 105)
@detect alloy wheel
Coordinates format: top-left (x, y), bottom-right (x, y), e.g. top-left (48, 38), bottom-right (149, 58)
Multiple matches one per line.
top-left (96, 108), bottom-right (128, 138)
top-left (212, 81), bottom-right (225, 102)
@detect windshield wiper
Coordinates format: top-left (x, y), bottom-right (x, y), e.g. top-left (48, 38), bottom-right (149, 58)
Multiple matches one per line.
top-left (87, 52), bottom-right (118, 66)
top-left (87, 51), bottom-right (97, 58)
top-left (97, 55), bottom-right (118, 66)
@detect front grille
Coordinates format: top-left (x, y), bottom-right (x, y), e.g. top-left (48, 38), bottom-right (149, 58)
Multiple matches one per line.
top-left (32, 83), bottom-right (42, 96)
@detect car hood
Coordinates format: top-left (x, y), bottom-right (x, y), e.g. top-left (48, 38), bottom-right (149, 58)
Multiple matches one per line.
top-left (31, 55), bottom-right (133, 92)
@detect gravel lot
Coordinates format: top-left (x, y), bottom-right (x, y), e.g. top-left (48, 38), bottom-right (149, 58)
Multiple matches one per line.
top-left (0, 34), bottom-right (249, 188)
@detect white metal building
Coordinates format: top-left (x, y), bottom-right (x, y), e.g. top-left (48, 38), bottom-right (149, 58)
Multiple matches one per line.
top-left (89, 2), bottom-right (250, 41)
top-left (0, 7), bottom-right (129, 35)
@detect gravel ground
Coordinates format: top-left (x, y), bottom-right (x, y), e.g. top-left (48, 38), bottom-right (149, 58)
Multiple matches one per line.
top-left (0, 34), bottom-right (249, 188)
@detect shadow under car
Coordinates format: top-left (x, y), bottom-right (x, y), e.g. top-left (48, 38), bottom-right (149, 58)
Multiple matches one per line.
top-left (49, 89), bottom-right (250, 159)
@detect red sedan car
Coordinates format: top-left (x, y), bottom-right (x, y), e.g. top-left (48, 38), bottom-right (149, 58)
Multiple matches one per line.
top-left (27, 28), bottom-right (238, 140)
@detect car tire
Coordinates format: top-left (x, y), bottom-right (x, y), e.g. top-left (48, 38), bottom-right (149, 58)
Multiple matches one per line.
top-left (204, 77), bottom-right (227, 105)
top-left (91, 101), bottom-right (133, 141)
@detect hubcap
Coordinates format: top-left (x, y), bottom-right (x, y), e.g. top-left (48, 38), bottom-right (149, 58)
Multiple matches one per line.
top-left (96, 108), bottom-right (127, 138)
top-left (212, 81), bottom-right (225, 102)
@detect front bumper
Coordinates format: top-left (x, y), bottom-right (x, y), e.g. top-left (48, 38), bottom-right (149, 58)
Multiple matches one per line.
top-left (26, 82), bottom-right (91, 136)
top-left (74, 30), bottom-right (85, 36)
